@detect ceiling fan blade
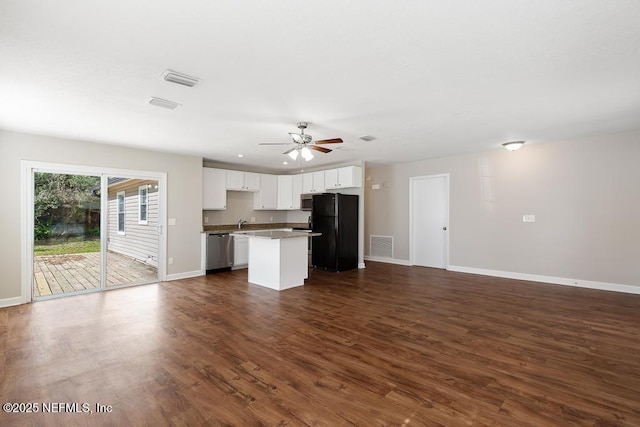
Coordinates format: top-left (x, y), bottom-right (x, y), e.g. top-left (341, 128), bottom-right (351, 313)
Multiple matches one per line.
top-left (259, 142), bottom-right (293, 146)
top-left (283, 147), bottom-right (297, 155)
top-left (289, 133), bottom-right (304, 143)
top-left (310, 145), bottom-right (332, 153)
top-left (314, 138), bottom-right (343, 145)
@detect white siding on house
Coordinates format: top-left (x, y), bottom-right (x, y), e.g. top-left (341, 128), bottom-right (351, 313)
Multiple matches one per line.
top-left (108, 179), bottom-right (159, 267)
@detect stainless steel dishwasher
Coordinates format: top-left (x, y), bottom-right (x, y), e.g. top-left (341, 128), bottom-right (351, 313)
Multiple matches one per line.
top-left (206, 232), bottom-right (234, 272)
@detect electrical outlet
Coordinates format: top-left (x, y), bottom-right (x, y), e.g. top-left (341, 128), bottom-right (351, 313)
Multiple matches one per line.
top-left (522, 215), bottom-right (536, 223)
top-left (168, 218), bottom-right (177, 226)
top-left (168, 257), bottom-right (174, 265)
top-left (250, 217), bottom-right (256, 222)
top-left (269, 216), bottom-right (273, 222)
top-left (204, 216), bottom-right (208, 223)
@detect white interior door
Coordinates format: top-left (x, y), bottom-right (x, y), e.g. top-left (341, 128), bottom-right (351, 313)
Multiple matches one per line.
top-left (410, 175), bottom-right (448, 268)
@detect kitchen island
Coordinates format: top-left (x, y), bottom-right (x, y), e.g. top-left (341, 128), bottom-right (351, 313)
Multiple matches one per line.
top-left (231, 230), bottom-right (320, 291)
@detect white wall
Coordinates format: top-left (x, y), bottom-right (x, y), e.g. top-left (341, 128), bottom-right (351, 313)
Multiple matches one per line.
top-left (0, 130), bottom-right (203, 302)
top-left (365, 131), bottom-right (640, 288)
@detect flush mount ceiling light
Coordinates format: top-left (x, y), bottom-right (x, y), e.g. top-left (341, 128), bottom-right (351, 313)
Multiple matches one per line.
top-left (162, 70), bottom-right (200, 87)
top-left (502, 141), bottom-right (525, 151)
top-left (149, 97), bottom-right (180, 110)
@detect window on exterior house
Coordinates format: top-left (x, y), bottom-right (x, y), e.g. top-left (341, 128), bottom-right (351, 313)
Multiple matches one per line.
top-left (117, 191), bottom-right (125, 235)
top-left (139, 185), bottom-right (148, 225)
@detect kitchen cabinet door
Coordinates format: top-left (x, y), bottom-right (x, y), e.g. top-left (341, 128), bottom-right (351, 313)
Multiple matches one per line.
top-left (324, 168), bottom-right (339, 189)
top-left (277, 175), bottom-right (303, 210)
top-left (233, 236), bottom-right (248, 269)
top-left (203, 168), bottom-right (227, 210)
top-left (244, 173), bottom-right (260, 191)
top-left (291, 174), bottom-right (303, 209)
top-left (277, 175), bottom-right (293, 209)
top-left (253, 174), bottom-right (277, 209)
top-left (312, 171), bottom-right (325, 192)
top-left (227, 170), bottom-right (260, 191)
top-left (226, 170), bottom-right (245, 190)
top-left (302, 171), bottom-right (326, 193)
top-left (325, 166), bottom-right (362, 189)
top-left (302, 173), bottom-right (313, 193)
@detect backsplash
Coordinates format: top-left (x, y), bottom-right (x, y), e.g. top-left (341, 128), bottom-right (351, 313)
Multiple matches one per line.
top-left (203, 190), bottom-right (288, 225)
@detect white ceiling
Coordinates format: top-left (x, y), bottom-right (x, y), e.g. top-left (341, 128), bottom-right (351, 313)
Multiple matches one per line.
top-left (1, 0), bottom-right (639, 172)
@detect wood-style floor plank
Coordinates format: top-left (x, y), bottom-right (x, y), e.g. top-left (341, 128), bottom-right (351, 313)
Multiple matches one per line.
top-left (2, 262), bottom-right (640, 426)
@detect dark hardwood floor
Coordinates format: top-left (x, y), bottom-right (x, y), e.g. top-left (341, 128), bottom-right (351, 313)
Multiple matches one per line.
top-left (1, 262), bottom-right (639, 426)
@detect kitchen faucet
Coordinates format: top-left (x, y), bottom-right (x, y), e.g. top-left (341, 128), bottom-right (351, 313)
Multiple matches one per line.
top-left (237, 219), bottom-right (247, 229)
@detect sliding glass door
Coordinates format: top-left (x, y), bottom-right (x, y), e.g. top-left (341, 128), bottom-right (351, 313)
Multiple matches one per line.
top-left (32, 172), bottom-right (102, 298)
top-left (105, 177), bottom-right (159, 288)
top-left (29, 164), bottom-right (164, 301)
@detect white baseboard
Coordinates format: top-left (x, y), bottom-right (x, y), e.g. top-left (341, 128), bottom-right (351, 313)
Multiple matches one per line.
top-left (166, 270), bottom-right (205, 281)
top-left (0, 296), bottom-right (25, 308)
top-left (364, 256), bottom-right (411, 266)
top-left (358, 262), bottom-right (366, 269)
top-left (447, 265), bottom-right (640, 295)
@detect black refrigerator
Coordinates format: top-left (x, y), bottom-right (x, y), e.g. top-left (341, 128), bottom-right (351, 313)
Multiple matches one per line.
top-left (311, 193), bottom-right (359, 272)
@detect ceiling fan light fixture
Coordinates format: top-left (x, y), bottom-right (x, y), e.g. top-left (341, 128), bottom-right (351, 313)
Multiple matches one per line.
top-left (300, 146), bottom-right (314, 161)
top-left (502, 141), bottom-right (525, 151)
top-left (288, 150), bottom-right (299, 160)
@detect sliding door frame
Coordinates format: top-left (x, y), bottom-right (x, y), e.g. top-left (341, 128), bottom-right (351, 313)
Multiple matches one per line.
top-left (21, 160), bottom-right (167, 303)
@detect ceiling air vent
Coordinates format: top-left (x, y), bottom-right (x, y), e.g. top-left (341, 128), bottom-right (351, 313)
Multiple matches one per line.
top-left (162, 70), bottom-right (200, 87)
top-left (358, 135), bottom-right (376, 141)
top-left (149, 97), bottom-right (180, 110)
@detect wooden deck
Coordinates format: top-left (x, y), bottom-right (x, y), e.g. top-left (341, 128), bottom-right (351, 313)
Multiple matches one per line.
top-left (33, 252), bottom-right (157, 297)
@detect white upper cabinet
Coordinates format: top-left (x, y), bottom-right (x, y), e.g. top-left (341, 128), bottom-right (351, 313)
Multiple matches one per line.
top-left (203, 168), bottom-right (227, 210)
top-left (227, 170), bottom-right (260, 191)
top-left (324, 166), bottom-right (363, 189)
top-left (278, 175), bottom-right (303, 210)
top-left (253, 174), bottom-right (277, 210)
top-left (302, 171), bottom-right (326, 194)
top-left (291, 174), bottom-right (303, 209)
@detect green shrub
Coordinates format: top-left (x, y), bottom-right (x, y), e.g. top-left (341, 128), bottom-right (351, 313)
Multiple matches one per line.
top-left (34, 223), bottom-right (52, 241)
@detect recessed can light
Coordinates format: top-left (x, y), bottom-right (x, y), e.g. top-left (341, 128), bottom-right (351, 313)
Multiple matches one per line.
top-left (238, 154), bottom-right (244, 158)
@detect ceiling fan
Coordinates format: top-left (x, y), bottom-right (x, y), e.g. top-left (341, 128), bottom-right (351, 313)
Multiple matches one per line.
top-left (259, 122), bottom-right (343, 161)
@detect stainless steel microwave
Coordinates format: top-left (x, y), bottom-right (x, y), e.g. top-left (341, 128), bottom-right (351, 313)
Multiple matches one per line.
top-left (300, 193), bottom-right (313, 211)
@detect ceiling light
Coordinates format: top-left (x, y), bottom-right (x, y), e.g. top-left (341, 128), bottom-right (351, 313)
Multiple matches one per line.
top-left (358, 135), bottom-right (376, 141)
top-left (162, 70), bottom-right (200, 87)
top-left (238, 154), bottom-right (244, 158)
top-left (502, 141), bottom-right (525, 151)
top-left (288, 150), bottom-right (299, 160)
top-left (149, 97), bottom-right (180, 110)
top-left (300, 146), bottom-right (314, 161)
top-left (283, 161), bottom-right (288, 165)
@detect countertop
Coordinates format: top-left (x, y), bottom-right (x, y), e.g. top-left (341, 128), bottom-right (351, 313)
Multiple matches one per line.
top-left (231, 230), bottom-right (321, 239)
top-left (203, 222), bottom-right (309, 233)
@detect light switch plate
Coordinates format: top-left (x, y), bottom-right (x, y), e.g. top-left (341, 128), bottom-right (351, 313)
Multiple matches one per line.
top-left (168, 218), bottom-right (177, 226)
top-left (523, 215), bottom-right (536, 223)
